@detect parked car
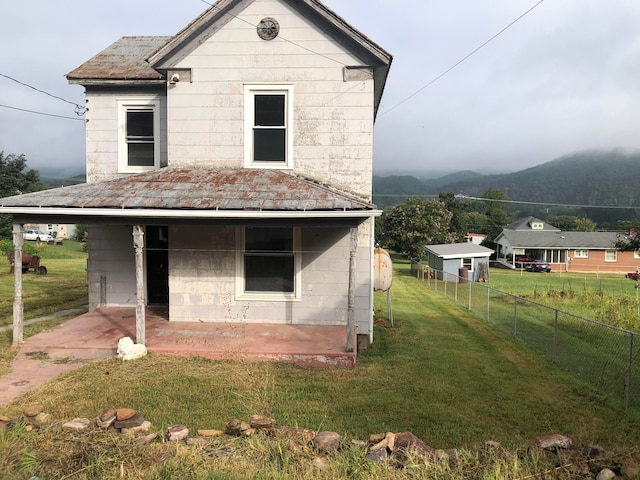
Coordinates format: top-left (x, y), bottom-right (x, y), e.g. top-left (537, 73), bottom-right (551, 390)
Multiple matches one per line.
top-left (526, 260), bottom-right (551, 272)
top-left (24, 229), bottom-right (54, 242)
top-left (507, 254), bottom-right (531, 268)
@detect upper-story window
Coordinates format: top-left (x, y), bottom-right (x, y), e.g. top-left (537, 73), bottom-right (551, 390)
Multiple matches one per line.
top-left (244, 84), bottom-right (294, 169)
top-left (118, 97), bottom-right (160, 173)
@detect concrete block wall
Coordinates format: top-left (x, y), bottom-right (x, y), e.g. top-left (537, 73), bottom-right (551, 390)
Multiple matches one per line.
top-left (87, 225), bottom-right (136, 309)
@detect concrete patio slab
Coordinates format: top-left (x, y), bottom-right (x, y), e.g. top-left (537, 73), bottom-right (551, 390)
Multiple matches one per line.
top-left (0, 307), bottom-right (355, 406)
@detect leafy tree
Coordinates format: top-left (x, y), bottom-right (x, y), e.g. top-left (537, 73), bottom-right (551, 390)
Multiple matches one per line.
top-left (378, 197), bottom-right (456, 260)
top-left (0, 152), bottom-right (43, 238)
top-left (549, 215), bottom-right (596, 231)
top-left (479, 188), bottom-right (511, 244)
top-left (615, 218), bottom-right (640, 252)
top-left (438, 192), bottom-right (469, 239)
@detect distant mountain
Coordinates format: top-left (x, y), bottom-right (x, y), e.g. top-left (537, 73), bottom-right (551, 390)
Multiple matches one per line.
top-left (421, 170), bottom-right (484, 190)
top-left (372, 150), bottom-right (640, 227)
top-left (41, 174), bottom-right (86, 189)
top-left (426, 150), bottom-right (640, 207)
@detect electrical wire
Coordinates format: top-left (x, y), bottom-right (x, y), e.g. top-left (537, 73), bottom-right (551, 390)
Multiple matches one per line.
top-left (0, 103), bottom-right (85, 121)
top-left (378, 0), bottom-right (545, 118)
top-left (374, 192), bottom-right (640, 211)
top-left (0, 72), bottom-right (86, 116)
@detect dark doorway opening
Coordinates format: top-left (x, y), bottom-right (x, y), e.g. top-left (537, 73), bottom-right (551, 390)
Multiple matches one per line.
top-left (146, 226), bottom-right (168, 305)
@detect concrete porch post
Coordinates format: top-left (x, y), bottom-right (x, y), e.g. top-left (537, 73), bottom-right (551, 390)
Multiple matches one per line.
top-left (346, 226), bottom-right (358, 353)
top-left (12, 223), bottom-right (24, 345)
top-left (133, 225), bottom-right (146, 345)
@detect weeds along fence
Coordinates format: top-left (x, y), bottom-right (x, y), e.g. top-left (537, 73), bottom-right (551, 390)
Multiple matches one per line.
top-left (410, 261), bottom-right (640, 409)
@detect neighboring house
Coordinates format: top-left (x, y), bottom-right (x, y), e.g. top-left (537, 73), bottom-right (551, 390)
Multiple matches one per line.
top-left (424, 243), bottom-right (494, 282)
top-left (495, 216), bottom-right (639, 273)
top-left (31, 223), bottom-right (77, 240)
top-left (0, 0), bottom-right (392, 352)
top-left (464, 233), bottom-right (486, 245)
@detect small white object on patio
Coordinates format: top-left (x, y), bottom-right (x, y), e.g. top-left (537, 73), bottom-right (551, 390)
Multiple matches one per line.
top-left (116, 336), bottom-right (147, 361)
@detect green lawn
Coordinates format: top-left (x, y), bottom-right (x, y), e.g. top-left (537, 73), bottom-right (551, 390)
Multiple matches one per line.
top-left (1, 255), bottom-right (639, 478)
top-left (0, 240), bottom-right (88, 328)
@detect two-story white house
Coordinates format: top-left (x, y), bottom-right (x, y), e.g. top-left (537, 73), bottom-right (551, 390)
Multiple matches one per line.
top-left (0, 0), bottom-right (392, 355)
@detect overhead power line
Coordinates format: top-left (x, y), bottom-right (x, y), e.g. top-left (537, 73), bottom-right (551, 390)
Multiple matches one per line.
top-left (378, 0), bottom-right (546, 118)
top-left (0, 72), bottom-right (86, 116)
top-left (0, 103), bottom-right (85, 121)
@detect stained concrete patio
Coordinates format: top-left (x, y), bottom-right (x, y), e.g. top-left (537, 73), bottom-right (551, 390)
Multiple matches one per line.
top-left (0, 307), bottom-right (355, 406)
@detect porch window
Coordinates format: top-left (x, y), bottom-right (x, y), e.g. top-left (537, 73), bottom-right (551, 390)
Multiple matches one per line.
top-left (574, 250), bottom-right (589, 258)
top-left (237, 226), bottom-right (301, 299)
top-left (605, 249), bottom-right (618, 262)
top-left (118, 98), bottom-right (161, 173)
top-left (244, 84), bottom-right (294, 168)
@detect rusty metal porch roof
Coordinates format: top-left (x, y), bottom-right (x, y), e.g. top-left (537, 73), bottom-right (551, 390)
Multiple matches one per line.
top-left (0, 169), bottom-right (378, 220)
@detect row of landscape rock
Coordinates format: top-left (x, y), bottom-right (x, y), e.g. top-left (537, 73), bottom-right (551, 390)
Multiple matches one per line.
top-left (1, 404), bottom-right (639, 478)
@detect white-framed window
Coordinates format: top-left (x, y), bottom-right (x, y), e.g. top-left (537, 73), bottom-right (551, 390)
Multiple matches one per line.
top-left (461, 258), bottom-right (473, 272)
top-left (236, 226), bottom-right (301, 300)
top-left (634, 249), bottom-right (640, 259)
top-left (117, 97), bottom-right (161, 173)
top-left (244, 84), bottom-right (294, 169)
top-left (574, 249), bottom-right (589, 258)
top-left (604, 249), bottom-right (618, 262)
top-left (531, 222), bottom-right (543, 230)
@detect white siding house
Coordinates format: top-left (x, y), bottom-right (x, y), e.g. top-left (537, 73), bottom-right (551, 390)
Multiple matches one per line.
top-left (0, 0), bottom-right (392, 354)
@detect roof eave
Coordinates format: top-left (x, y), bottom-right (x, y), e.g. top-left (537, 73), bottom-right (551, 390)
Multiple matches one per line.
top-left (0, 206), bottom-right (382, 220)
top-left (67, 78), bottom-right (166, 87)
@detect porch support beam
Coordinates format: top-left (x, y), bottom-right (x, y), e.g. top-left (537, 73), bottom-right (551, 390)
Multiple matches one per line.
top-left (346, 226), bottom-right (358, 353)
top-left (133, 225), bottom-right (146, 345)
top-left (12, 223), bottom-right (24, 345)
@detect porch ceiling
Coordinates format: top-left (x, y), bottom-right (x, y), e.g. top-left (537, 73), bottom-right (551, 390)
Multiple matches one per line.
top-left (0, 168), bottom-right (379, 221)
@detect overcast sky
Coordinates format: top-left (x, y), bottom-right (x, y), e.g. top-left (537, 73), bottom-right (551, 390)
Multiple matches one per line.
top-left (2, 0), bottom-right (640, 177)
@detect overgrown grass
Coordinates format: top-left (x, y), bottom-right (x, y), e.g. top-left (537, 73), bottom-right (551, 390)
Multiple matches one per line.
top-left (487, 269), bottom-right (640, 331)
top-left (0, 240), bottom-right (88, 328)
top-left (1, 259), bottom-right (639, 478)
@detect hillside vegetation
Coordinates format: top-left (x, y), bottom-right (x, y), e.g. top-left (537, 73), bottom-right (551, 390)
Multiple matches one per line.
top-left (373, 150), bottom-right (640, 217)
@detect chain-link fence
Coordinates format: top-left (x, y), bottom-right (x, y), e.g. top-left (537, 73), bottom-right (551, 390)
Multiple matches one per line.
top-left (411, 261), bottom-right (640, 408)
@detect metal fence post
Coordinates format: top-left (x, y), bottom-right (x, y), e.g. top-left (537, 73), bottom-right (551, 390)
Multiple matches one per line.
top-left (626, 333), bottom-right (634, 409)
top-left (513, 296), bottom-right (518, 337)
top-left (487, 286), bottom-right (490, 322)
top-left (553, 309), bottom-right (558, 363)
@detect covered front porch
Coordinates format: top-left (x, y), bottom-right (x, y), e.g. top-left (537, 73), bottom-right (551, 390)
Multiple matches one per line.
top-left (14, 307), bottom-right (356, 368)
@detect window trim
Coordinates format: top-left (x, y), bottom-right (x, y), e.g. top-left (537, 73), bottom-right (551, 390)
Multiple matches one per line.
top-left (604, 249), bottom-right (618, 262)
top-left (236, 226), bottom-right (301, 301)
top-left (574, 249), bottom-right (589, 259)
top-left (117, 97), bottom-right (161, 173)
top-left (461, 257), bottom-right (474, 272)
top-left (634, 249), bottom-right (640, 259)
top-left (243, 84), bottom-right (294, 169)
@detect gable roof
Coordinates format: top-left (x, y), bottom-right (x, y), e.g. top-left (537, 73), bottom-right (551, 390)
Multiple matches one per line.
top-left (67, 36), bottom-right (172, 85)
top-left (497, 230), bottom-right (619, 250)
top-left (0, 168), bottom-right (379, 221)
top-left (425, 243), bottom-right (494, 259)
top-left (504, 216), bottom-right (560, 232)
top-left (66, 0), bottom-right (392, 113)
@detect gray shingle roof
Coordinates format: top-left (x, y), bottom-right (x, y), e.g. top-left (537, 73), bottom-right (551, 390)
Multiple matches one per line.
top-left (498, 230), bottom-right (619, 249)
